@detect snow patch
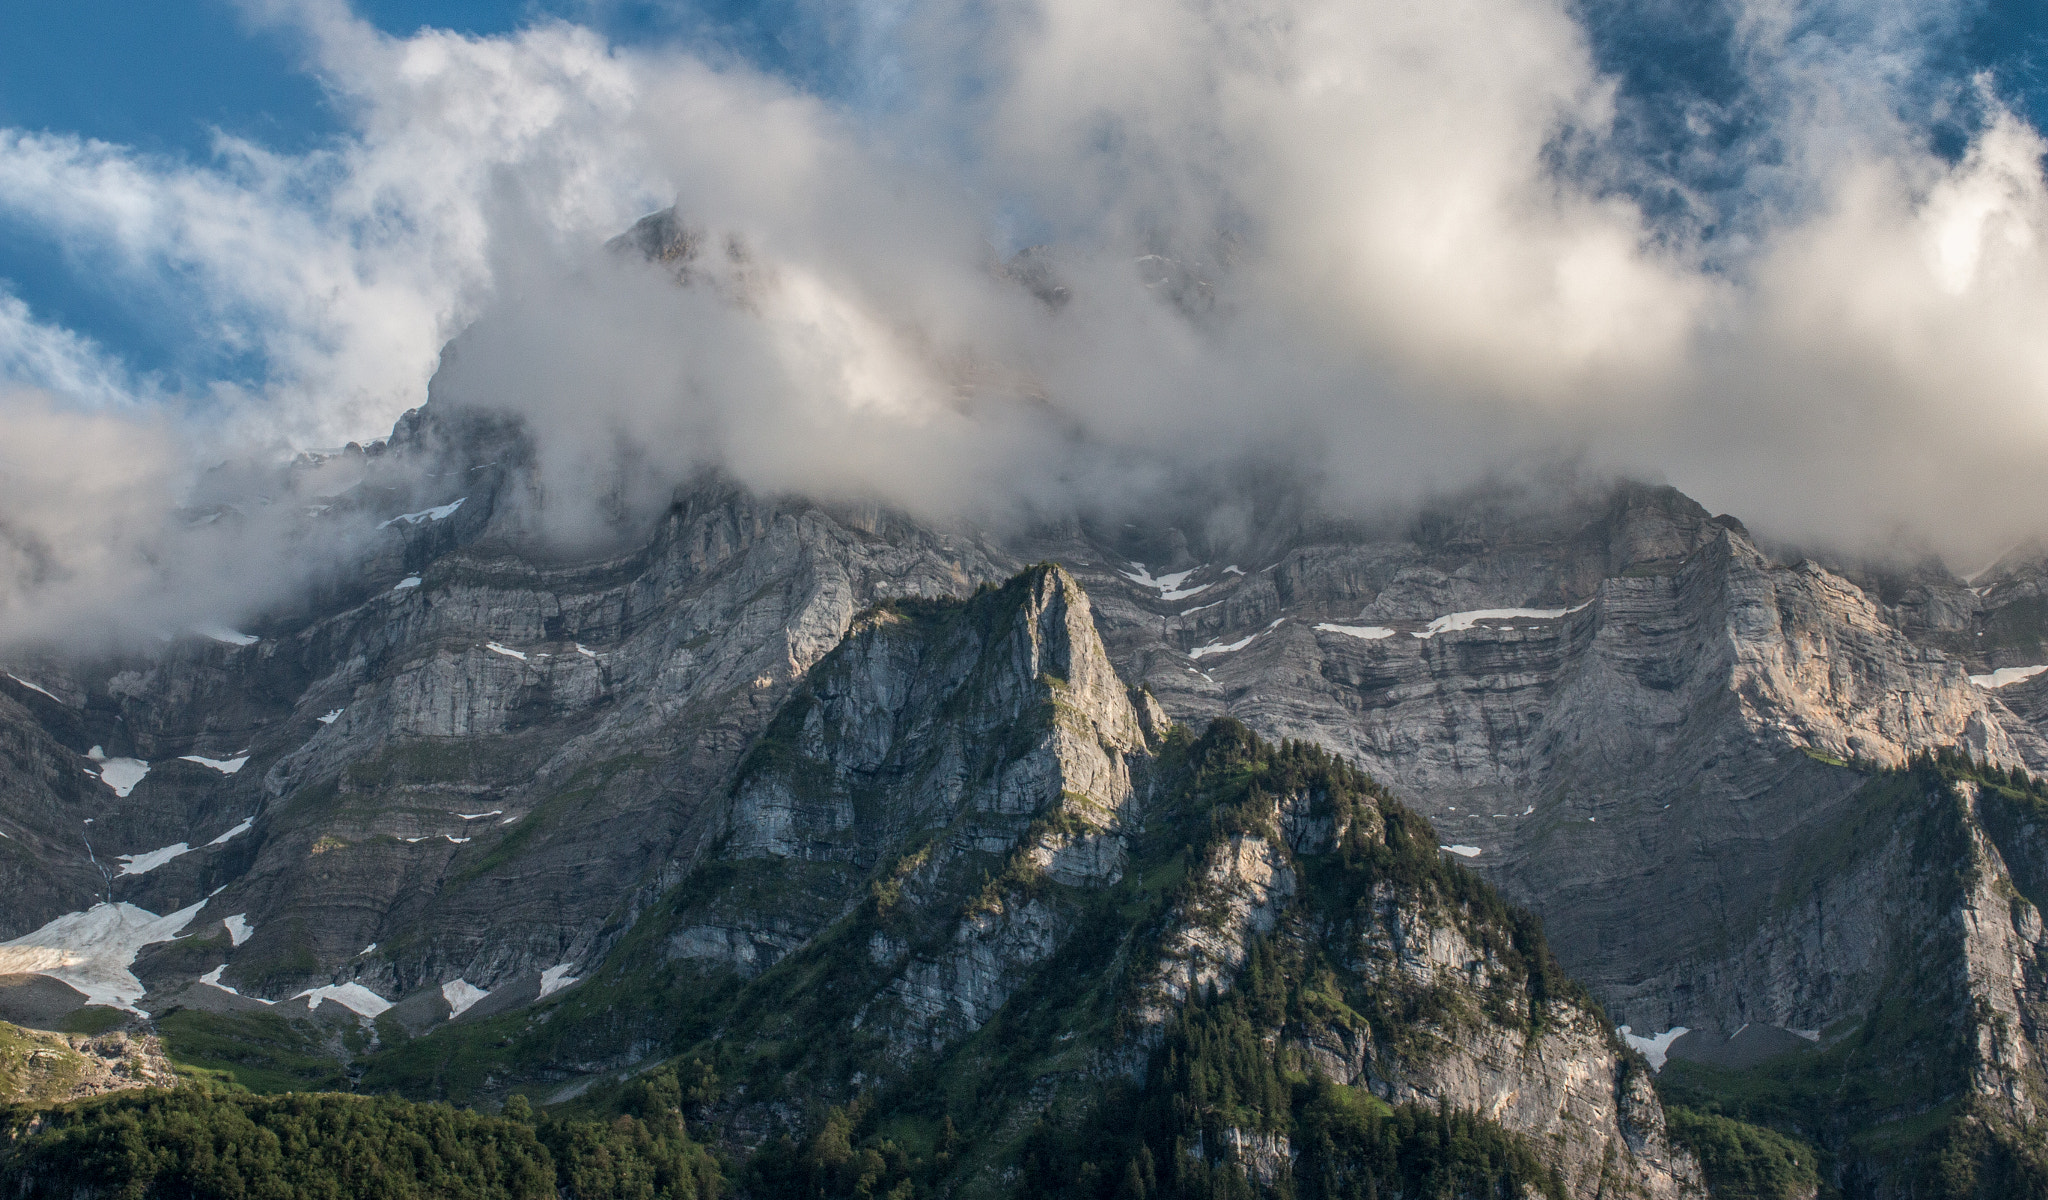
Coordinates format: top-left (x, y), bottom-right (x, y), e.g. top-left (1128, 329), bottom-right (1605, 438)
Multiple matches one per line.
top-left (1190, 633), bottom-right (1256, 660)
top-left (180, 754), bottom-right (249, 775)
top-left (196, 625), bottom-right (259, 646)
top-left (1439, 844), bottom-right (1482, 858)
top-left (1619, 1025), bottom-right (1690, 1071)
top-left (117, 843), bottom-right (191, 876)
top-left (317, 709), bottom-right (343, 725)
top-left (198, 964), bottom-right (270, 1003)
top-left (444, 835), bottom-right (470, 844)
top-left (484, 642), bottom-right (528, 661)
top-left (1189, 619), bottom-right (1285, 660)
top-left (393, 576), bottom-right (422, 591)
top-left (539, 964), bottom-right (580, 998)
top-left (378, 497), bottom-right (465, 528)
top-left (294, 982), bottom-right (392, 1017)
top-left (1411, 600), bottom-right (1593, 639)
top-left (87, 747), bottom-right (150, 797)
top-left (360, 944), bottom-right (377, 956)
top-left (1121, 563), bottom-right (1213, 602)
top-left (1970, 664), bottom-right (2048, 689)
top-left (207, 818), bottom-right (254, 846)
top-left (441, 979), bottom-right (488, 1018)
top-left (1223, 565), bottom-right (1244, 575)
top-left (223, 915), bottom-right (252, 947)
top-left (5, 673), bottom-right (60, 703)
top-left (1315, 622), bottom-right (1396, 640)
top-left (574, 644), bottom-right (599, 658)
top-left (457, 810), bottom-right (502, 821)
top-left (0, 900), bottom-right (205, 1012)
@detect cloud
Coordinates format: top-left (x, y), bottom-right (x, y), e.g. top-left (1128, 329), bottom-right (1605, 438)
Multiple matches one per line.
top-left (2, 0), bottom-right (2048, 645)
top-left (0, 291), bottom-right (138, 410)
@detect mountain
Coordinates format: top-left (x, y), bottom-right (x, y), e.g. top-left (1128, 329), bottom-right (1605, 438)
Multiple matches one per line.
top-left (2, 390), bottom-right (2048, 1194)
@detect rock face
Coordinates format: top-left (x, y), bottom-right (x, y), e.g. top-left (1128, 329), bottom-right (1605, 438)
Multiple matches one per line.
top-left (7, 399), bottom-right (2048, 1189)
top-left (661, 563), bottom-right (1151, 1063)
top-left (463, 581), bottom-right (1702, 1197)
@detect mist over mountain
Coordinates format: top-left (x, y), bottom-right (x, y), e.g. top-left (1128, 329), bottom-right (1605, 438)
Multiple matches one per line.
top-left (2, 0), bottom-right (2048, 648)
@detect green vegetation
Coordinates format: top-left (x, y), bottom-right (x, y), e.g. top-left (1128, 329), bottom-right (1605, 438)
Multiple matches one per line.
top-left (0, 1071), bottom-right (720, 1200)
top-left (157, 1009), bottom-right (354, 1094)
top-left (1665, 1107), bottom-right (1820, 1200)
top-left (0, 1020), bottom-right (88, 1103)
top-left (61, 1005), bottom-right (130, 1036)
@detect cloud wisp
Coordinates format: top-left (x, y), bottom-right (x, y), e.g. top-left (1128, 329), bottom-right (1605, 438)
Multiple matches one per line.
top-left (1, 0), bottom-right (2047, 644)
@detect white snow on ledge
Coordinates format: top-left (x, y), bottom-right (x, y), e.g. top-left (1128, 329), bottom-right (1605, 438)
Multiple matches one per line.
top-left (539, 964), bottom-right (580, 998)
top-left (393, 576), bottom-right (423, 591)
top-left (295, 982), bottom-right (392, 1017)
top-left (442, 979), bottom-right (488, 1018)
top-left (1439, 844), bottom-right (1482, 858)
top-left (318, 708), bottom-right (343, 725)
top-left (196, 625), bottom-right (259, 647)
top-left (118, 843), bottom-right (191, 876)
top-left (1316, 622), bottom-right (1396, 640)
top-left (379, 497), bottom-right (466, 529)
top-left (1619, 1024), bottom-right (1690, 1071)
top-left (223, 915), bottom-right (253, 946)
top-left (0, 900), bottom-right (205, 1012)
top-left (1121, 562), bottom-right (1214, 602)
top-left (200, 964), bottom-right (272, 1003)
top-left (180, 754), bottom-right (249, 775)
top-left (1190, 618), bottom-right (1287, 660)
top-left (485, 642), bottom-right (528, 661)
top-left (1412, 600), bottom-right (1593, 639)
top-left (87, 747), bottom-right (150, 797)
top-left (5, 673), bottom-right (61, 703)
top-left (1970, 664), bottom-right (2048, 689)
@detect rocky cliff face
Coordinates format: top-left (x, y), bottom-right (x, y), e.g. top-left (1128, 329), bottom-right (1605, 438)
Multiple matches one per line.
top-left (440, 572), bottom-right (1703, 1197)
top-left (7, 400), bottom-right (2048, 1192)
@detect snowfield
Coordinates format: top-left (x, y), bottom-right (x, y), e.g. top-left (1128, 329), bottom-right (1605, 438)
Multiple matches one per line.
top-left (294, 982), bottom-right (392, 1017)
top-left (0, 900), bottom-right (205, 1012)
top-left (87, 747), bottom-right (149, 797)
top-left (1970, 664), bottom-right (2048, 689)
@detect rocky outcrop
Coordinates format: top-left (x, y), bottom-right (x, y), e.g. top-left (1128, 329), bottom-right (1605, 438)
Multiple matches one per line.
top-left (671, 564), bottom-right (1151, 1059)
top-left (0, 1022), bottom-right (174, 1104)
top-left (1125, 734), bottom-right (1701, 1199)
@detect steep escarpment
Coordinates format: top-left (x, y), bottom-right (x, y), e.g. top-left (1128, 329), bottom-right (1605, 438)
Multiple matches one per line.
top-left (711, 718), bottom-right (1703, 1198)
top-left (0, 414), bottom-right (1016, 1044)
top-left (361, 570), bottom-right (1702, 1198)
top-left (1034, 485), bottom-right (2048, 1046)
top-left (1652, 753), bottom-right (2048, 1196)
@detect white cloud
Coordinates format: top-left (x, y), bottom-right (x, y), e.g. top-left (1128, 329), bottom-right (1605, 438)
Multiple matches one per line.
top-left (0, 291), bottom-right (138, 410)
top-left (0, 0), bottom-right (2045, 644)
